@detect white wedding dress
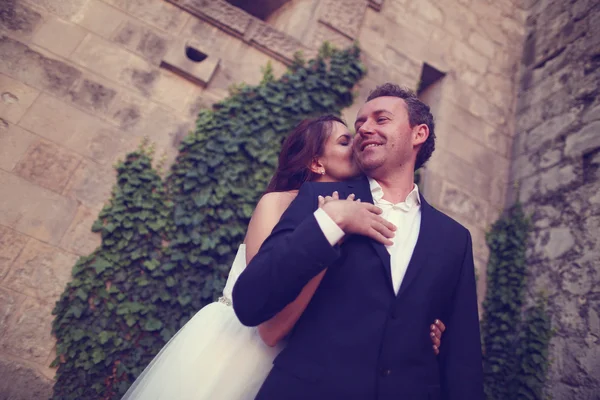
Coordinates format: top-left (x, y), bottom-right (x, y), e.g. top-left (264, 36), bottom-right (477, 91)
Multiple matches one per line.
top-left (122, 244), bottom-right (283, 400)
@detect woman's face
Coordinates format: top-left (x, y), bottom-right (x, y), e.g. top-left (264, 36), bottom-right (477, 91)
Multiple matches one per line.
top-left (317, 121), bottom-right (361, 182)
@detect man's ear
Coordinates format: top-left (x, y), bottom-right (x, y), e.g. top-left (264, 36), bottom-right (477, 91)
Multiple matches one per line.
top-left (310, 158), bottom-right (325, 174)
top-left (413, 124), bottom-right (429, 146)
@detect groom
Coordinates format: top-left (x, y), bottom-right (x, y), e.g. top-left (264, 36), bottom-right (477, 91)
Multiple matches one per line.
top-left (233, 83), bottom-right (484, 400)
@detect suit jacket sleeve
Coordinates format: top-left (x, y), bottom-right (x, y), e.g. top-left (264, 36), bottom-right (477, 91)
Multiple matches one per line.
top-left (232, 182), bottom-right (341, 327)
top-left (440, 230), bottom-right (485, 400)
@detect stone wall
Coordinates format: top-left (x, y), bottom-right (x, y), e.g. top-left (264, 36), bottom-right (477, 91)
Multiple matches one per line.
top-left (0, 0), bottom-right (525, 397)
top-left (509, 0), bottom-right (600, 398)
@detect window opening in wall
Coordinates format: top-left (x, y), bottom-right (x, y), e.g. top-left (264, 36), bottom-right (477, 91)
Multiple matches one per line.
top-left (417, 63), bottom-right (446, 96)
top-left (185, 46), bottom-right (207, 63)
top-left (416, 63), bottom-right (446, 195)
top-left (225, 0), bottom-right (291, 20)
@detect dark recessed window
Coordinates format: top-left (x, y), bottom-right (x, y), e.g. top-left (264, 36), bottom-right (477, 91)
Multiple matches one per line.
top-left (186, 46), bottom-right (207, 63)
top-left (225, 0), bottom-right (290, 20)
top-left (417, 63), bottom-right (446, 96)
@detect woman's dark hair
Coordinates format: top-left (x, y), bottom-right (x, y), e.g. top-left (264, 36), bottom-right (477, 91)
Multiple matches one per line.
top-left (265, 115), bottom-right (344, 193)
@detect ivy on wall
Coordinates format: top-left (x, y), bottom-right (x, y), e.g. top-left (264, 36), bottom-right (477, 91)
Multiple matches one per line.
top-left (482, 204), bottom-right (553, 400)
top-left (51, 44), bottom-right (366, 399)
top-left (51, 144), bottom-right (172, 398)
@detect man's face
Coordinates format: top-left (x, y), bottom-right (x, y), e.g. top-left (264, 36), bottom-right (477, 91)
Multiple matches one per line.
top-left (353, 96), bottom-right (415, 176)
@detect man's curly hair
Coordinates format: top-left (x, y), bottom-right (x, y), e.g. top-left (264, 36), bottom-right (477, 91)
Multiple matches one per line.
top-left (366, 83), bottom-right (436, 170)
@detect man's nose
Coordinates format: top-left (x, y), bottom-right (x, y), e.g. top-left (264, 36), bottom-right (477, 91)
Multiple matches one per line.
top-left (357, 122), bottom-right (375, 137)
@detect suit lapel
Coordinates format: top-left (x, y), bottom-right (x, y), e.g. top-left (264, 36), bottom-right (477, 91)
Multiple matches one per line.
top-left (346, 176), bottom-right (394, 293)
top-left (396, 195), bottom-right (436, 299)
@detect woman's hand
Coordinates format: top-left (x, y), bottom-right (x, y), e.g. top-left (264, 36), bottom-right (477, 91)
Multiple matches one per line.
top-left (430, 319), bottom-right (446, 355)
top-left (318, 191), bottom-right (395, 245)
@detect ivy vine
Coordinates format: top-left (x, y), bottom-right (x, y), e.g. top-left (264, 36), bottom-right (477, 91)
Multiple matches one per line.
top-left (51, 43), bottom-right (366, 399)
top-left (481, 203), bottom-right (553, 400)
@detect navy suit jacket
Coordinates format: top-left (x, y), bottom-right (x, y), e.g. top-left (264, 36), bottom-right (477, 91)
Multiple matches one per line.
top-left (233, 176), bottom-right (484, 400)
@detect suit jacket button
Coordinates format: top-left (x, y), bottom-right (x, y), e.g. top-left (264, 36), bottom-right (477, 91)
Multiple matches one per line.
top-left (380, 368), bottom-right (392, 377)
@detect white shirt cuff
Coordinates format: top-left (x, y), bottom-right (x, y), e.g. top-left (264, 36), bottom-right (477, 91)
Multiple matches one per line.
top-left (314, 208), bottom-right (345, 246)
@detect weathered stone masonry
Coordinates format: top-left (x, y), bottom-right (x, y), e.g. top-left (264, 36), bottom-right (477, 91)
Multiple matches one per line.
top-left (1, 0), bottom-right (526, 398)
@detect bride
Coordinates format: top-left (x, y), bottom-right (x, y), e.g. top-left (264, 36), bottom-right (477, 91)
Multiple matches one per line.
top-left (122, 115), bottom-right (446, 400)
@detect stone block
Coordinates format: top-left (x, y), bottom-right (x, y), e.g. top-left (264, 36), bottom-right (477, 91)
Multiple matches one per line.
top-left (19, 93), bottom-right (78, 146)
top-left (112, 20), bottom-right (169, 64)
top-left (71, 34), bottom-right (157, 96)
top-left (312, 22), bottom-right (353, 50)
top-left (160, 38), bottom-right (220, 88)
top-left (517, 173), bottom-right (537, 203)
top-left (474, 72), bottom-right (515, 112)
top-left (356, 9), bottom-right (388, 61)
top-left (0, 226), bottom-right (29, 280)
top-left (180, 17), bottom-right (231, 52)
top-left (67, 76), bottom-right (117, 114)
top-left (0, 1), bottom-right (43, 40)
top-left (130, 104), bottom-right (191, 161)
top-left (152, 68), bottom-right (203, 113)
top-left (0, 296), bottom-right (57, 362)
top-left (64, 160), bottom-right (116, 210)
top-left (318, 0), bottom-right (368, 39)
top-left (66, 126), bottom-right (126, 166)
top-left (167, 0), bottom-right (252, 37)
top-left (20, 92), bottom-right (123, 161)
top-left (26, 0), bottom-right (90, 19)
top-left (538, 164), bottom-right (578, 195)
top-left (582, 103), bottom-right (600, 124)
top-left (4, 239), bottom-right (79, 303)
top-left (368, 0), bottom-right (383, 11)
top-left (106, 90), bottom-right (152, 131)
top-left (440, 181), bottom-right (489, 228)
top-left (106, 0), bottom-right (190, 33)
top-left (0, 73), bottom-right (40, 124)
top-left (249, 20), bottom-right (309, 63)
top-left (525, 107), bottom-right (581, 153)
top-left (70, 0), bottom-right (127, 38)
top-left (381, 46), bottom-right (421, 83)
top-left (59, 205), bottom-right (101, 256)
top-left (440, 101), bottom-right (511, 157)
top-left (13, 138), bottom-right (82, 193)
top-left (0, 356), bottom-right (52, 400)
top-left (0, 287), bottom-right (25, 337)
top-left (0, 170), bottom-right (78, 245)
top-left (426, 149), bottom-right (494, 206)
top-left (539, 148), bottom-right (563, 169)
top-left (511, 153), bottom-right (538, 181)
top-left (450, 41), bottom-right (489, 73)
top-left (565, 121), bottom-right (600, 158)
top-left (489, 175), bottom-right (510, 209)
top-left (0, 122), bottom-right (36, 171)
top-left (561, 263), bottom-right (593, 296)
top-left (534, 226), bottom-right (575, 260)
top-left (437, 124), bottom-right (511, 182)
top-left (0, 35), bottom-right (82, 97)
top-left (412, 0), bottom-right (444, 25)
top-left (31, 16), bottom-right (87, 58)
top-left (447, 84), bottom-right (506, 127)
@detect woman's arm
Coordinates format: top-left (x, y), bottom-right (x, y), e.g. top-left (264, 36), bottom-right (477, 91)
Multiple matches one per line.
top-left (243, 191), bottom-right (326, 347)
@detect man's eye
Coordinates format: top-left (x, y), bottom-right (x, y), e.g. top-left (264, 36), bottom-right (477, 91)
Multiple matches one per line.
top-left (377, 118), bottom-right (387, 123)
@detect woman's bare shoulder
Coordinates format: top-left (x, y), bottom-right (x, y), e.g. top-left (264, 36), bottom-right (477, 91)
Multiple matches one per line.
top-left (256, 191), bottom-right (299, 213)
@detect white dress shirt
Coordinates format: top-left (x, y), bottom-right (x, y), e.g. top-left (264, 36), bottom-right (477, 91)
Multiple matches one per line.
top-left (313, 178), bottom-right (422, 294)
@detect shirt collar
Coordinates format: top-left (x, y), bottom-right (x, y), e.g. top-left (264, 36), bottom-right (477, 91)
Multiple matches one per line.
top-left (368, 177), bottom-right (421, 208)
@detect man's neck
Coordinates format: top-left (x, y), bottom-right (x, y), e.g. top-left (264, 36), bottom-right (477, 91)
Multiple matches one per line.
top-left (370, 169), bottom-right (416, 204)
